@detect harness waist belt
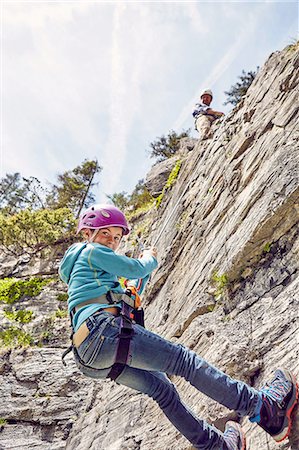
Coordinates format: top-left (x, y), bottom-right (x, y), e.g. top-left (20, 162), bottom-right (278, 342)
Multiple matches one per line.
top-left (74, 292), bottom-right (135, 313)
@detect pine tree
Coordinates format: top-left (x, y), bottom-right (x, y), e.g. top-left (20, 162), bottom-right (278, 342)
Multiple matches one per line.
top-left (0, 173), bottom-right (47, 213)
top-left (47, 159), bottom-right (102, 218)
top-left (224, 68), bottom-right (258, 106)
top-left (149, 129), bottom-right (190, 161)
top-left (0, 159), bottom-right (102, 256)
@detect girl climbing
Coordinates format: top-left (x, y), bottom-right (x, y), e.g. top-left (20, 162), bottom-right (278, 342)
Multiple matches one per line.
top-left (59, 204), bottom-right (298, 450)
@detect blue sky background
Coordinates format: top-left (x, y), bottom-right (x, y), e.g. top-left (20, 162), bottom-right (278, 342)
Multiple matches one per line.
top-left (1, 1), bottom-right (298, 202)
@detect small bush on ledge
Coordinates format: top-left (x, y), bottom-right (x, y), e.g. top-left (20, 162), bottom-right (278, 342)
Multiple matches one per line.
top-left (0, 326), bottom-right (33, 348)
top-left (0, 277), bottom-right (52, 304)
top-left (156, 160), bottom-right (182, 208)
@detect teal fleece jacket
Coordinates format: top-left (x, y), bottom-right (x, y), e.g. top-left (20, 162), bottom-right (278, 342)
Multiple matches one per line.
top-left (59, 242), bottom-right (158, 331)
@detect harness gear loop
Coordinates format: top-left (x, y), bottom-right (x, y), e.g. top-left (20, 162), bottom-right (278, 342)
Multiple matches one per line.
top-left (61, 345), bottom-right (73, 366)
top-left (61, 309), bottom-right (75, 366)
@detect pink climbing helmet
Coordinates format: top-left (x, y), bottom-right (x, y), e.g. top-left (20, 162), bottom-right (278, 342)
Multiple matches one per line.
top-left (77, 204), bottom-right (130, 235)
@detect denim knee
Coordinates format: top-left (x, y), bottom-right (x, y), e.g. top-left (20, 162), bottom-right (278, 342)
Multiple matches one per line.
top-left (149, 373), bottom-right (180, 409)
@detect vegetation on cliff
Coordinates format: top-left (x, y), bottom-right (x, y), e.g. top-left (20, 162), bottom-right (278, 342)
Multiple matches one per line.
top-left (0, 159), bottom-right (100, 257)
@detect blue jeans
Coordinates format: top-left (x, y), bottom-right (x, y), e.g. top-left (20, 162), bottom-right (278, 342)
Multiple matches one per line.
top-left (73, 311), bottom-right (261, 450)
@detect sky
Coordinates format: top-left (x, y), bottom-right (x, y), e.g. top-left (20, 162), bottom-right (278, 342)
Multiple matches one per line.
top-left (1, 1), bottom-right (298, 203)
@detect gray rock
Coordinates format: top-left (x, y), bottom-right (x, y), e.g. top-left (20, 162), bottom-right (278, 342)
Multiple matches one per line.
top-left (144, 156), bottom-right (181, 197)
top-left (144, 138), bottom-right (197, 197)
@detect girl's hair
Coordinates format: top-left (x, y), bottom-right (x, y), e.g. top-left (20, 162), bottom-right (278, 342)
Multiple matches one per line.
top-left (84, 228), bottom-right (100, 243)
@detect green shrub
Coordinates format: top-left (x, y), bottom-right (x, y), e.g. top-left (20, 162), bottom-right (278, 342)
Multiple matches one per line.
top-left (175, 211), bottom-right (189, 230)
top-left (165, 160), bottom-right (182, 188)
top-left (149, 129), bottom-right (190, 161)
top-left (57, 293), bottom-right (68, 302)
top-left (156, 160), bottom-right (182, 208)
top-left (211, 271), bottom-right (229, 299)
top-left (0, 326), bottom-right (33, 348)
top-left (224, 68), bottom-right (258, 106)
top-left (0, 277), bottom-right (52, 304)
top-left (109, 180), bottom-right (154, 220)
top-left (155, 193), bottom-right (164, 209)
top-left (0, 207), bottom-right (76, 256)
top-left (126, 199), bottom-right (155, 220)
top-left (286, 39), bottom-right (299, 53)
top-left (3, 308), bottom-right (34, 323)
top-left (54, 308), bottom-right (68, 319)
top-left (263, 242), bottom-right (272, 253)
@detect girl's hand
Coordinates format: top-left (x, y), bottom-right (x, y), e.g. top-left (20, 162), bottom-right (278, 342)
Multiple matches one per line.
top-left (142, 247), bottom-right (157, 259)
top-left (151, 247), bottom-right (158, 258)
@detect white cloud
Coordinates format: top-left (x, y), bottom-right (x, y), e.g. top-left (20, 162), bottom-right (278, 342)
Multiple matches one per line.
top-left (4, 2), bottom-right (92, 28)
top-left (2, 2), bottom-right (112, 180)
top-left (100, 3), bottom-right (186, 200)
top-left (1, 0), bottom-right (297, 201)
top-left (183, 2), bottom-right (208, 34)
top-left (100, 2), bottom-right (127, 200)
top-left (3, 1), bottom-right (181, 191)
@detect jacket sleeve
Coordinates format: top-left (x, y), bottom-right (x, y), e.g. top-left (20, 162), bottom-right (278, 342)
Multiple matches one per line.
top-left (87, 244), bottom-right (158, 279)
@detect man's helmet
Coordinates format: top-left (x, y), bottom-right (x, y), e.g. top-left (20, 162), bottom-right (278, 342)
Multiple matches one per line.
top-left (77, 204), bottom-right (130, 235)
top-left (201, 89), bottom-right (213, 99)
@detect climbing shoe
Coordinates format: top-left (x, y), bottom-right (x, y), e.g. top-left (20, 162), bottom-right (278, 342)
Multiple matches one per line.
top-left (223, 421), bottom-right (246, 450)
top-left (254, 368), bottom-right (298, 442)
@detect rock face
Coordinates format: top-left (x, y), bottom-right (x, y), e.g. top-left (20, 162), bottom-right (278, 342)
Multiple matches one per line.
top-left (145, 138), bottom-right (197, 197)
top-left (0, 44), bottom-right (298, 450)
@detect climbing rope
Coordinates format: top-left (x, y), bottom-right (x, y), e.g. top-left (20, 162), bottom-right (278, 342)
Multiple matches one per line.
top-left (151, 138), bottom-right (215, 248)
top-left (150, 117), bottom-right (228, 248)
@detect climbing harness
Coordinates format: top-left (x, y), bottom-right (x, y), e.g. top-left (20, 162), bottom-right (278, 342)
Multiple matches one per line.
top-left (62, 289), bottom-right (140, 380)
top-left (105, 283), bottom-right (148, 379)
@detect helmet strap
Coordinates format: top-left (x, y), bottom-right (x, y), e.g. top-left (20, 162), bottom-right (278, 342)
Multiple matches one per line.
top-left (88, 229), bottom-right (100, 243)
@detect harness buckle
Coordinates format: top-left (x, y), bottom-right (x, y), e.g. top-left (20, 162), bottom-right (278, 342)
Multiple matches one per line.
top-left (107, 291), bottom-right (135, 308)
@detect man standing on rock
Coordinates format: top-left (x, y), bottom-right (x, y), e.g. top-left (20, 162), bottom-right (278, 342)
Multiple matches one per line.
top-left (193, 89), bottom-right (225, 139)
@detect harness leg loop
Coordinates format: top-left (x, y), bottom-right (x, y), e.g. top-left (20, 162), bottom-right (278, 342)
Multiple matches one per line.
top-left (107, 301), bottom-right (134, 381)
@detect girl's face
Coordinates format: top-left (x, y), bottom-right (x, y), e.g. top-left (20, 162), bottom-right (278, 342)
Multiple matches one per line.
top-left (89, 227), bottom-right (123, 251)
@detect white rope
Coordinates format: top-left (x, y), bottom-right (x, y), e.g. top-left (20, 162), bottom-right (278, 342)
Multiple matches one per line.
top-left (152, 177), bottom-right (194, 247)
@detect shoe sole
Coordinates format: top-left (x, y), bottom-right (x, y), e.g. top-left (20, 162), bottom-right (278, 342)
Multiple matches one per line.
top-left (273, 369), bottom-right (299, 442)
top-left (226, 421), bottom-right (247, 450)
